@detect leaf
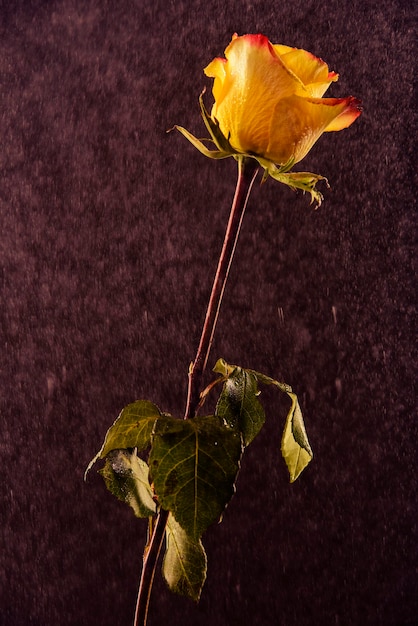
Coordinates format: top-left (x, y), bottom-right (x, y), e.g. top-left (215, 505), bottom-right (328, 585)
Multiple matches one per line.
top-left (163, 514), bottom-right (207, 601)
top-left (85, 400), bottom-right (162, 477)
top-left (99, 449), bottom-right (157, 517)
top-left (215, 366), bottom-right (265, 446)
top-left (280, 391), bottom-right (313, 482)
top-left (214, 359), bottom-right (313, 482)
top-left (149, 415), bottom-right (242, 540)
top-left (251, 370), bottom-right (313, 482)
top-left (213, 358), bottom-right (235, 378)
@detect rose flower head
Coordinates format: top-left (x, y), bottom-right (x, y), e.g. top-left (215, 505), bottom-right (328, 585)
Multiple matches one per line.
top-left (205, 33), bottom-right (361, 165)
top-left (174, 33), bottom-right (361, 205)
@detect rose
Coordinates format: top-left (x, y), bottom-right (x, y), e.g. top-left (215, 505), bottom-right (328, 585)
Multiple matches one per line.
top-left (203, 33), bottom-right (361, 165)
top-left (173, 33), bottom-right (361, 205)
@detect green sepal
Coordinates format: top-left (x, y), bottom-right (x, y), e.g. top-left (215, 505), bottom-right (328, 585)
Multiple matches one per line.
top-left (149, 414), bottom-right (242, 541)
top-left (259, 156), bottom-right (296, 180)
top-left (198, 90), bottom-right (236, 153)
top-left (257, 158), bottom-right (328, 207)
top-left (99, 449), bottom-right (157, 517)
top-left (163, 513), bottom-right (207, 601)
top-left (172, 125), bottom-right (232, 160)
top-left (85, 400), bottom-right (163, 478)
top-left (173, 92), bottom-right (328, 207)
top-left (170, 90), bottom-right (238, 160)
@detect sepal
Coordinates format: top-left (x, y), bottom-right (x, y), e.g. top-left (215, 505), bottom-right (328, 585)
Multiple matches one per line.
top-left (173, 93), bottom-right (328, 206)
top-left (172, 124), bottom-right (231, 160)
top-left (257, 157), bottom-right (328, 207)
top-left (198, 89), bottom-right (236, 153)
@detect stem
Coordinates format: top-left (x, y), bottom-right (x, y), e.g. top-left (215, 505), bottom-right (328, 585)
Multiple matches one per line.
top-left (134, 508), bottom-right (169, 626)
top-left (184, 156), bottom-right (259, 419)
top-left (133, 156), bottom-right (259, 626)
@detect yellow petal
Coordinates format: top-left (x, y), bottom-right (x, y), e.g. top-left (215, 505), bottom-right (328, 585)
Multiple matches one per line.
top-left (204, 57), bottom-right (227, 106)
top-left (205, 34), bottom-right (301, 157)
top-left (273, 44), bottom-right (339, 97)
top-left (324, 97), bottom-right (362, 131)
top-left (273, 43), bottom-right (295, 56)
top-left (267, 95), bottom-right (361, 164)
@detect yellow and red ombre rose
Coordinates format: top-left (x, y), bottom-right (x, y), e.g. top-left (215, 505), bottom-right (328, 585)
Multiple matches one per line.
top-left (204, 33), bottom-right (361, 165)
top-left (174, 33), bottom-right (361, 205)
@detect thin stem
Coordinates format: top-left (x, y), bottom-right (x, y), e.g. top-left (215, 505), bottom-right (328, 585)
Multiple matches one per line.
top-left (184, 156), bottom-right (259, 419)
top-left (133, 156), bottom-right (259, 626)
top-left (134, 508), bottom-right (169, 626)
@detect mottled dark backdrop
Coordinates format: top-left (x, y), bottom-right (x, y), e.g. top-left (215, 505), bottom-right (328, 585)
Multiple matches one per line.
top-left (1, 1), bottom-right (416, 625)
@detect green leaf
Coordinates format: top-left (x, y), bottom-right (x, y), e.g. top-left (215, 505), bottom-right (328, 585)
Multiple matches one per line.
top-left (214, 359), bottom-right (313, 482)
top-left (215, 366), bottom-right (265, 446)
top-left (99, 449), bottom-right (157, 517)
top-left (250, 370), bottom-right (313, 482)
top-left (213, 357), bottom-right (235, 378)
top-left (280, 391), bottom-right (313, 482)
top-left (149, 415), bottom-right (242, 540)
top-left (85, 400), bottom-right (162, 477)
top-left (163, 514), bottom-right (207, 601)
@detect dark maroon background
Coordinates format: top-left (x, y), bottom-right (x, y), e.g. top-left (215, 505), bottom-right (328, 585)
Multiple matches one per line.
top-left (1, 1), bottom-right (416, 625)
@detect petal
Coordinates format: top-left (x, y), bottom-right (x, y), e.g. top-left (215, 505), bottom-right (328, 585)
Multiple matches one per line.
top-left (205, 34), bottom-right (301, 156)
top-left (267, 95), bottom-right (361, 164)
top-left (204, 57), bottom-right (227, 106)
top-left (273, 44), bottom-right (339, 97)
top-left (273, 43), bottom-right (295, 56)
top-left (324, 97), bottom-right (362, 131)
